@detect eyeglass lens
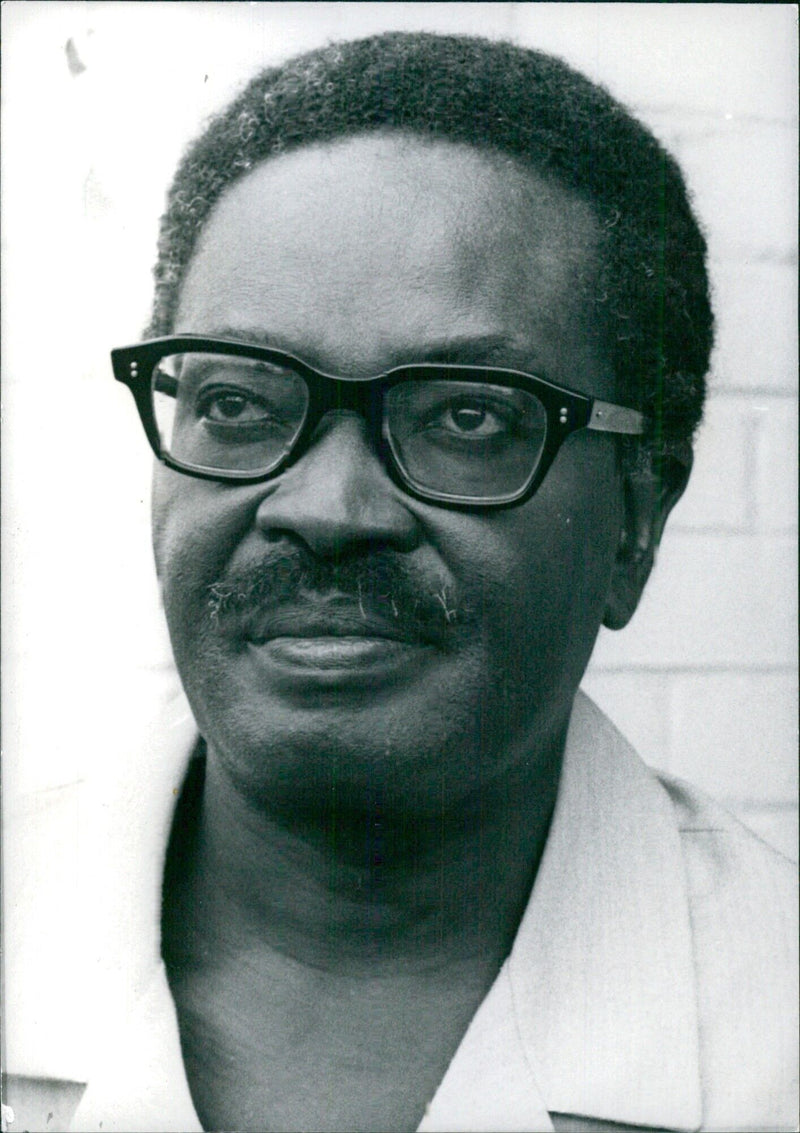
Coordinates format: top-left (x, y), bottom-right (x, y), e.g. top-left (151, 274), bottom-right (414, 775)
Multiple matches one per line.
top-left (152, 353), bottom-right (549, 500)
top-left (153, 353), bottom-right (310, 474)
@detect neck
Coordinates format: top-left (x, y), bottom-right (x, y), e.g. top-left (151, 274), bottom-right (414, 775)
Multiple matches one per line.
top-left (163, 719), bottom-right (566, 980)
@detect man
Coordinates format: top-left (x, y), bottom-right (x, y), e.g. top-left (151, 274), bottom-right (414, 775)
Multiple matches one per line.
top-left (5, 31), bottom-right (797, 1133)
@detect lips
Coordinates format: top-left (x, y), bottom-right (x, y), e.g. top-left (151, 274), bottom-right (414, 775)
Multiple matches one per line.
top-left (242, 599), bottom-right (436, 648)
top-left (239, 600), bottom-right (437, 688)
top-left (250, 635), bottom-right (421, 676)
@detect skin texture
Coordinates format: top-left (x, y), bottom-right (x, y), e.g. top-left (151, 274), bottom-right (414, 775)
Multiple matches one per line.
top-left (155, 134), bottom-right (681, 1131)
top-left (155, 134), bottom-right (627, 813)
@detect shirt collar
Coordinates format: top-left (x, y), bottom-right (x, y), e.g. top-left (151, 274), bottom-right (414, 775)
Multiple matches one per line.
top-left (423, 691), bottom-right (702, 1131)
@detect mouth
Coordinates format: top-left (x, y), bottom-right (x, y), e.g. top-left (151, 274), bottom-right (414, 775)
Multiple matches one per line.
top-left (245, 603), bottom-right (429, 644)
top-left (249, 633), bottom-right (422, 669)
top-left (239, 602), bottom-right (439, 689)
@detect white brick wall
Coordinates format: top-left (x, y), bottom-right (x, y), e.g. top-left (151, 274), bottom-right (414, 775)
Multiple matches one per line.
top-left (576, 12), bottom-right (798, 857)
top-left (3, 4), bottom-right (797, 857)
top-left (713, 261), bottom-right (798, 395)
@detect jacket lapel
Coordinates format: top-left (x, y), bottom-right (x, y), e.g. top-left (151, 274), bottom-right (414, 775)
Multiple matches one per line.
top-left (507, 692), bottom-right (702, 1130)
top-left (420, 692), bottom-right (702, 1131)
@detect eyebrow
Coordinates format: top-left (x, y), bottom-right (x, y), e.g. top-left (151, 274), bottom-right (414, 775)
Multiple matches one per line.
top-left (198, 326), bottom-right (541, 373)
top-left (397, 335), bottom-right (537, 369)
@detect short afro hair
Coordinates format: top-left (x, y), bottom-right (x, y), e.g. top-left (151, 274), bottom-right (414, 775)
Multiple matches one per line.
top-left (149, 31), bottom-right (713, 453)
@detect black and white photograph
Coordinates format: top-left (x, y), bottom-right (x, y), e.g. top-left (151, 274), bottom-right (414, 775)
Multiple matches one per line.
top-left (2, 4), bottom-right (797, 1131)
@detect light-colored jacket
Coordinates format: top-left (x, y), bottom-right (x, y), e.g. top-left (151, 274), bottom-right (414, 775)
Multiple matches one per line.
top-left (4, 680), bottom-right (797, 1132)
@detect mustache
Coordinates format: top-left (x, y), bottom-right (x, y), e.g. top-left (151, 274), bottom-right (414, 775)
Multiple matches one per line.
top-left (207, 548), bottom-right (471, 646)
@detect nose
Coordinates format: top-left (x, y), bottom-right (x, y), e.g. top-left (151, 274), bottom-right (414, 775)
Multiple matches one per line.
top-left (254, 412), bottom-right (420, 557)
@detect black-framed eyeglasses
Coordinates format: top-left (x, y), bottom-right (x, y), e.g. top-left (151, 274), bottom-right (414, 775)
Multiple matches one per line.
top-left (111, 335), bottom-right (647, 509)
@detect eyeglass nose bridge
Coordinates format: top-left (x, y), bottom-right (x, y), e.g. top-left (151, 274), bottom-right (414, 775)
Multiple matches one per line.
top-left (287, 368), bottom-right (390, 470)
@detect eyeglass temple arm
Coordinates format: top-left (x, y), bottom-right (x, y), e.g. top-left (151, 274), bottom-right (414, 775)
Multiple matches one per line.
top-left (587, 400), bottom-right (646, 436)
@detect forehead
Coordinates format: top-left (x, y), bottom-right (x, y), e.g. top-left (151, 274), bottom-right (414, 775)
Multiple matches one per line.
top-left (175, 133), bottom-right (612, 392)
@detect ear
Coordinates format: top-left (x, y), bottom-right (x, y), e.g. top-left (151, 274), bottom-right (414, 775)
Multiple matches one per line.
top-left (603, 446), bottom-right (692, 630)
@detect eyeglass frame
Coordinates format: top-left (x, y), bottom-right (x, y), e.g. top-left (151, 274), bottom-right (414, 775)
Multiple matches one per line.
top-left (111, 334), bottom-right (647, 510)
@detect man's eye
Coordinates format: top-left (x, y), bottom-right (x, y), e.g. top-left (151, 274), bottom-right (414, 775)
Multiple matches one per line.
top-left (437, 398), bottom-right (511, 437)
top-left (198, 387), bottom-right (268, 423)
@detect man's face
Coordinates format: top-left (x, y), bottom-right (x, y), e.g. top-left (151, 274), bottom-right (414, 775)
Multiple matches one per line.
top-left (152, 134), bottom-right (625, 812)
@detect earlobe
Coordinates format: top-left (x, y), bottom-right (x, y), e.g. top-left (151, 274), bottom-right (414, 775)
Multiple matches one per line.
top-left (603, 448), bottom-right (692, 630)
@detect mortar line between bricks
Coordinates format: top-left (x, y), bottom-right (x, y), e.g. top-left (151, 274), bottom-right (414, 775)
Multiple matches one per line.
top-left (708, 392), bottom-right (799, 402)
top-left (586, 664), bottom-right (798, 675)
top-left (648, 530), bottom-right (797, 543)
top-left (663, 675), bottom-right (676, 776)
top-left (722, 799), bottom-right (800, 813)
top-left (670, 524), bottom-right (770, 535)
top-left (709, 250), bottom-right (798, 266)
top-left (743, 406), bottom-right (760, 529)
top-left (633, 104), bottom-right (799, 127)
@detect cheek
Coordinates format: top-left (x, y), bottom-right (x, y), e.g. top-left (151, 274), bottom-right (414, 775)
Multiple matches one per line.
top-left (520, 443), bottom-right (622, 601)
top-left (151, 471), bottom-right (257, 616)
top-left (471, 442), bottom-right (623, 670)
